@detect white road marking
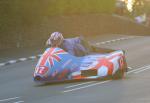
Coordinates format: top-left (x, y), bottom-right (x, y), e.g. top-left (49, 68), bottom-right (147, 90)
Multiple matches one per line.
top-left (19, 58), bottom-right (27, 61)
top-left (63, 64), bottom-right (150, 93)
top-left (116, 38), bottom-right (121, 41)
top-left (96, 36), bottom-right (138, 46)
top-left (0, 63), bottom-right (5, 67)
top-left (106, 41), bottom-right (111, 43)
top-left (0, 97), bottom-right (20, 102)
top-left (127, 65), bottom-right (150, 74)
top-left (134, 66), bottom-right (150, 74)
top-left (14, 101), bottom-right (24, 103)
top-left (65, 81), bottom-right (96, 89)
top-left (111, 40), bottom-right (116, 42)
top-left (63, 80), bottom-right (111, 93)
top-left (29, 56), bottom-right (36, 59)
top-left (38, 54), bottom-right (42, 57)
top-left (99, 42), bottom-right (106, 44)
top-left (8, 60), bottom-right (17, 64)
top-left (128, 67), bottom-right (133, 70)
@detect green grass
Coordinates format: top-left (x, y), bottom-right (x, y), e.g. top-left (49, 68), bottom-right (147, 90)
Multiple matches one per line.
top-left (0, 0), bottom-right (115, 48)
top-left (0, 0), bottom-right (115, 23)
top-left (0, 0), bottom-right (115, 30)
top-left (46, 0), bottom-right (115, 15)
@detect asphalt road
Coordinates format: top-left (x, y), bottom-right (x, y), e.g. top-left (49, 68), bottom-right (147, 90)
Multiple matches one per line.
top-left (0, 35), bottom-right (150, 103)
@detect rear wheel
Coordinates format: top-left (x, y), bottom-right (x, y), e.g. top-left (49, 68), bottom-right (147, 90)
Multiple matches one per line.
top-left (112, 69), bottom-right (124, 79)
top-left (113, 55), bottom-right (127, 79)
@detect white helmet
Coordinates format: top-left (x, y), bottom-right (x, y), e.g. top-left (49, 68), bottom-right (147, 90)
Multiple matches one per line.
top-left (46, 32), bottom-right (64, 47)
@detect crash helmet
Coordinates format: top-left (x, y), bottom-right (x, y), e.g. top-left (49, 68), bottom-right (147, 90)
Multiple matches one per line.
top-left (47, 32), bottom-right (64, 47)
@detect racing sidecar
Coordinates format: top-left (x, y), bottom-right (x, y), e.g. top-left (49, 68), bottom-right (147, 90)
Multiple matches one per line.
top-left (33, 47), bottom-right (127, 83)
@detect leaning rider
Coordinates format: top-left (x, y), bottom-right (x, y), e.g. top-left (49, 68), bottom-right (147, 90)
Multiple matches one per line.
top-left (46, 32), bottom-right (114, 56)
top-left (46, 32), bottom-right (90, 56)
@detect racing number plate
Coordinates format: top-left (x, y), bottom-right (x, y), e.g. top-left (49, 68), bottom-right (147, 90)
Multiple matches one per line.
top-left (81, 69), bottom-right (97, 77)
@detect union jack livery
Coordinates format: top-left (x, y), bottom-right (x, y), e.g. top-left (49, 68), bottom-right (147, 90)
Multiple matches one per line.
top-left (39, 48), bottom-right (67, 67)
top-left (33, 47), bottom-right (127, 83)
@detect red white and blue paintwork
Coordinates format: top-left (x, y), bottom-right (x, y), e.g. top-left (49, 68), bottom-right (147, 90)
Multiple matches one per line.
top-left (33, 47), bottom-right (127, 83)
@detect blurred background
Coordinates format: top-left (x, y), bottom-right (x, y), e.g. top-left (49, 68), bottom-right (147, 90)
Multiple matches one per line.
top-left (0, 0), bottom-right (150, 50)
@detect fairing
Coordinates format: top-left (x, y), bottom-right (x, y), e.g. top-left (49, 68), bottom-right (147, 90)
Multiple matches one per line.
top-left (33, 47), bottom-right (126, 83)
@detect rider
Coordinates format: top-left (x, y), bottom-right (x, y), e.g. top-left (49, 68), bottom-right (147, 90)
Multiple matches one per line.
top-left (46, 32), bottom-right (90, 56)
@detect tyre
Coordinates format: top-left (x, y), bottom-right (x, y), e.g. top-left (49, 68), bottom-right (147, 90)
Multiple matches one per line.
top-left (112, 69), bottom-right (124, 79)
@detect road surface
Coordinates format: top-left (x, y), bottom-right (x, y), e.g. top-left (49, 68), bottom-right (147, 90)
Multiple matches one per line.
top-left (0, 35), bottom-right (150, 103)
